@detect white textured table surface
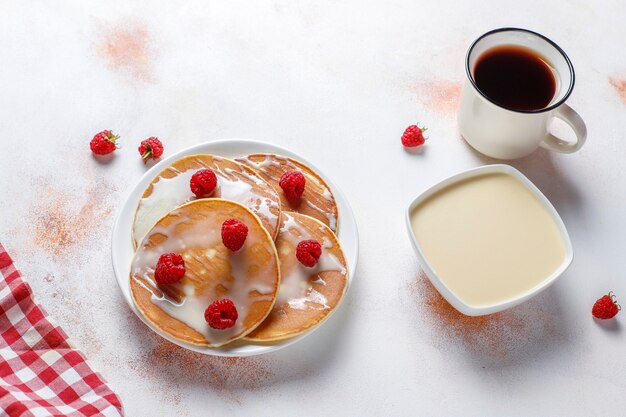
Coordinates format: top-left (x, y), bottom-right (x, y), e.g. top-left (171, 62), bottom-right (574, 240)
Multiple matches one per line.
top-left (1, 1), bottom-right (625, 416)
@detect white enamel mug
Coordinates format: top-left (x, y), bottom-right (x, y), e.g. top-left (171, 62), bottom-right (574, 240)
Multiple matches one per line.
top-left (458, 28), bottom-right (587, 160)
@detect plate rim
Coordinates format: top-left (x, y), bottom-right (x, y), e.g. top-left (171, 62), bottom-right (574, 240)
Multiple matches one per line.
top-left (111, 138), bottom-right (359, 356)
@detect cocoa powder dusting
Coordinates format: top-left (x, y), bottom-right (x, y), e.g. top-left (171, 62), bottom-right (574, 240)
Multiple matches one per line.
top-left (410, 80), bottom-right (462, 115)
top-left (409, 270), bottom-right (564, 362)
top-left (97, 21), bottom-right (155, 83)
top-left (32, 180), bottom-right (114, 256)
top-left (609, 76), bottom-right (626, 104)
top-left (129, 338), bottom-right (275, 403)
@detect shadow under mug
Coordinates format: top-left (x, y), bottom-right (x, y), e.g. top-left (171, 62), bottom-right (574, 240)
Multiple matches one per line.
top-left (458, 28), bottom-right (587, 160)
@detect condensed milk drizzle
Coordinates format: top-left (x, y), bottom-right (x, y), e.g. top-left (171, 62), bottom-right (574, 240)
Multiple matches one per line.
top-left (131, 207), bottom-right (278, 346)
top-left (238, 154), bottom-right (338, 230)
top-left (133, 156), bottom-right (280, 245)
top-left (277, 213), bottom-right (346, 311)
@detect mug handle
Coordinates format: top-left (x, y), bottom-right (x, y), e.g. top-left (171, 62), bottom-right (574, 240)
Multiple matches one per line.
top-left (540, 104), bottom-right (587, 153)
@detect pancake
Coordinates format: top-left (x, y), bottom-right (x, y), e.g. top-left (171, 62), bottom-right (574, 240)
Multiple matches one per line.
top-left (132, 154), bottom-right (281, 247)
top-left (245, 212), bottom-right (348, 342)
top-left (130, 199), bottom-right (280, 347)
top-left (236, 154), bottom-right (339, 233)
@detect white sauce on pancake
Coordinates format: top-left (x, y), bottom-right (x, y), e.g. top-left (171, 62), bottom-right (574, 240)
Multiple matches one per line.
top-left (277, 214), bottom-right (346, 310)
top-left (133, 158), bottom-right (280, 246)
top-left (238, 154), bottom-right (338, 231)
top-left (134, 169), bottom-right (197, 244)
top-left (244, 155), bottom-right (281, 168)
top-left (304, 199), bottom-right (337, 231)
top-left (131, 209), bottom-right (277, 346)
top-left (288, 289), bottom-right (330, 311)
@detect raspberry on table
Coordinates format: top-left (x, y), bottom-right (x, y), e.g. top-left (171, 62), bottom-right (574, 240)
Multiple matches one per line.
top-left (279, 170), bottom-right (306, 201)
top-left (138, 137), bottom-right (164, 162)
top-left (190, 169), bottom-right (218, 197)
top-left (90, 130), bottom-right (119, 155)
top-left (296, 239), bottom-right (322, 267)
top-left (592, 292), bottom-right (620, 320)
top-left (221, 218), bottom-right (248, 251)
top-left (401, 124), bottom-right (427, 148)
top-left (154, 253), bottom-right (186, 285)
top-left (205, 299), bottom-right (238, 330)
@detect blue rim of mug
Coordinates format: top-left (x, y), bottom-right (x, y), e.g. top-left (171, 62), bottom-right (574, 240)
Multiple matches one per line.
top-left (465, 27), bottom-right (575, 114)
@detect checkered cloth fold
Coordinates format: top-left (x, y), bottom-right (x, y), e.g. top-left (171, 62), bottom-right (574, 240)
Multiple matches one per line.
top-left (0, 244), bottom-right (123, 417)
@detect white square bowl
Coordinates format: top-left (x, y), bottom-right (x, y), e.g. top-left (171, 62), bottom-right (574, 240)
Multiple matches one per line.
top-left (405, 164), bottom-right (573, 316)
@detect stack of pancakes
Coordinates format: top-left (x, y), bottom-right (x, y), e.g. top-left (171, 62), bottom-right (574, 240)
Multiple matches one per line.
top-left (130, 153), bottom-right (349, 348)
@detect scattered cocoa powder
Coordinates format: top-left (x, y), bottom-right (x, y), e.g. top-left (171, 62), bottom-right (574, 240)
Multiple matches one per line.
top-left (97, 20), bottom-right (156, 83)
top-left (128, 335), bottom-right (275, 403)
top-left (409, 80), bottom-right (462, 115)
top-left (31, 179), bottom-right (114, 256)
top-left (609, 76), bottom-right (626, 104)
top-left (408, 270), bottom-right (564, 362)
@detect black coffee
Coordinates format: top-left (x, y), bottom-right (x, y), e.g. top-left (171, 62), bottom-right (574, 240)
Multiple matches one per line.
top-left (474, 46), bottom-right (556, 111)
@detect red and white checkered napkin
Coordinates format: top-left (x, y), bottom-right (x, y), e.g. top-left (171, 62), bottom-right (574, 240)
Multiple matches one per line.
top-left (0, 244), bottom-right (123, 417)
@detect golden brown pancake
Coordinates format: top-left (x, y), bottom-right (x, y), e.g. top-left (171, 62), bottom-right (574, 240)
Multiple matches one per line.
top-left (130, 199), bottom-right (280, 347)
top-left (245, 212), bottom-right (348, 342)
top-left (236, 154), bottom-right (339, 233)
top-left (132, 154), bottom-right (281, 247)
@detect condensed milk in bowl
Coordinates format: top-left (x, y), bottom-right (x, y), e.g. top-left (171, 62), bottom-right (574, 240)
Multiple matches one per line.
top-left (405, 164), bottom-right (573, 316)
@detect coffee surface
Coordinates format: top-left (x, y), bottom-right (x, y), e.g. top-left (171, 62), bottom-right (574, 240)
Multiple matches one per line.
top-left (474, 45), bottom-right (556, 111)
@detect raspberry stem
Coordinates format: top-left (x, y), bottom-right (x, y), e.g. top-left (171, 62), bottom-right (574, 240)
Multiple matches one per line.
top-left (142, 145), bottom-right (152, 162)
top-left (609, 291), bottom-right (621, 310)
top-left (419, 124), bottom-right (428, 140)
top-left (107, 133), bottom-right (120, 147)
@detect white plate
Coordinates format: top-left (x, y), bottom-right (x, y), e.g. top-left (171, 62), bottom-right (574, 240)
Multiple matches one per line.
top-left (112, 139), bottom-right (359, 356)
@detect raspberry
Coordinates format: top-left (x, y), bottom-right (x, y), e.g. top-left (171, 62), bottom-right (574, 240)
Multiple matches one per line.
top-left (401, 124), bottom-right (427, 148)
top-left (279, 170), bottom-right (306, 201)
top-left (296, 239), bottom-right (322, 267)
top-left (190, 169), bottom-right (218, 197)
top-left (138, 137), bottom-right (164, 162)
top-left (592, 292), bottom-right (620, 320)
top-left (221, 219), bottom-right (248, 251)
top-left (205, 299), bottom-right (238, 330)
top-left (154, 253), bottom-right (186, 285)
top-left (89, 130), bottom-right (119, 155)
